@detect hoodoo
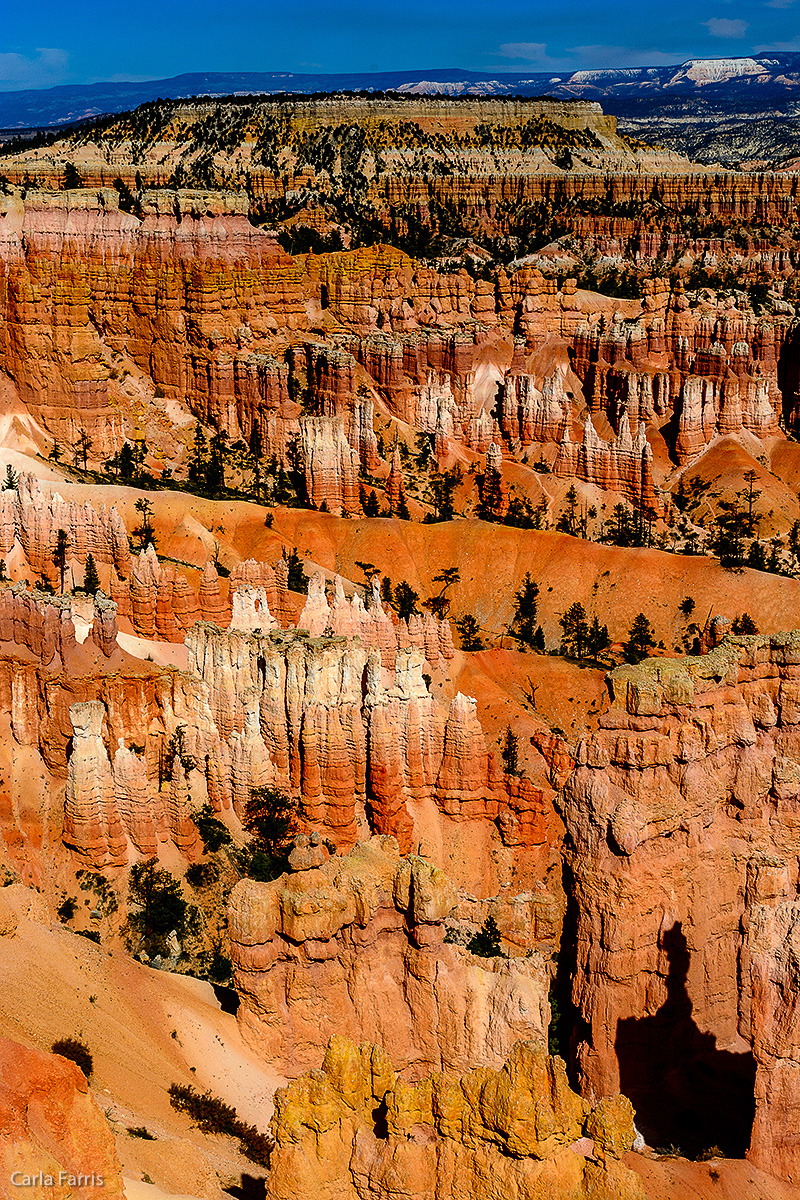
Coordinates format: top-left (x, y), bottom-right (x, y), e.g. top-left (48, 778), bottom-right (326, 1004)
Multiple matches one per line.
top-left (2, 77), bottom-right (800, 1200)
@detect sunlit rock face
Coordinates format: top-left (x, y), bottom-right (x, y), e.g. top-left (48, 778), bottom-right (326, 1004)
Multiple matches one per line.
top-left (558, 632), bottom-right (800, 1165)
top-left (228, 835), bottom-right (551, 1077)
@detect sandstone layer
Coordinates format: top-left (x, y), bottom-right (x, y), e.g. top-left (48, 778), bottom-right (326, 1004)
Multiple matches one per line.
top-left (228, 835), bottom-right (550, 1077)
top-left (557, 631), bottom-right (800, 1168)
top-left (266, 1033), bottom-right (645, 1200)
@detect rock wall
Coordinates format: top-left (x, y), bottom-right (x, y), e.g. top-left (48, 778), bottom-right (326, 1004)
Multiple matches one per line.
top-left (302, 341), bottom-right (381, 471)
top-left (64, 701), bottom-right (127, 867)
top-left (557, 632), bottom-right (800, 1169)
top-left (266, 1033), bottom-right (645, 1200)
top-left (554, 413), bottom-right (664, 516)
top-left (0, 189), bottom-right (300, 452)
top-left (298, 415), bottom-right (361, 514)
top-left (3, 186), bottom-right (797, 517)
top-left (228, 835), bottom-right (550, 1076)
top-left (570, 298), bottom-right (787, 466)
top-left (745, 883), bottom-right (800, 1183)
top-left (186, 621), bottom-right (549, 856)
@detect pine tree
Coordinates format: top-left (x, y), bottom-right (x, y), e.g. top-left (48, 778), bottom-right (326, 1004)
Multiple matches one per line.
top-left (117, 442), bottom-right (135, 482)
top-left (63, 162), bottom-right (82, 188)
top-left (3, 465), bottom-right (17, 491)
top-left (393, 581), bottom-right (419, 620)
top-left (456, 614), bottom-right (484, 651)
top-left (468, 914), bottom-right (503, 958)
top-left (53, 528), bottom-right (69, 594)
top-left (500, 727), bottom-right (520, 776)
top-left (83, 553), bottom-right (100, 596)
top-left (560, 603), bottom-right (589, 659)
top-left (363, 489), bottom-right (380, 517)
top-left (510, 574), bottom-right (540, 649)
top-left (623, 613), bottom-right (656, 664)
top-left (133, 498), bottom-right (157, 550)
top-left (283, 548), bottom-right (305, 592)
top-left (188, 422), bottom-right (208, 484)
top-left (586, 615), bottom-right (611, 663)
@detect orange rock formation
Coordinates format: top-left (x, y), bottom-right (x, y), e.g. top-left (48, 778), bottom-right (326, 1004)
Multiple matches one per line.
top-left (228, 836), bottom-right (550, 1076)
top-left (266, 1033), bottom-right (645, 1200)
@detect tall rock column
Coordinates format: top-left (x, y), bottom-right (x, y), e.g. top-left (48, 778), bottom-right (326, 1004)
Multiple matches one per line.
top-left (745, 876), bottom-right (800, 1182)
top-left (64, 701), bottom-right (127, 867)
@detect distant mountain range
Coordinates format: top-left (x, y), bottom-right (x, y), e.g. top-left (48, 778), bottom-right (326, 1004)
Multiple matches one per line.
top-left (3, 53), bottom-right (800, 165)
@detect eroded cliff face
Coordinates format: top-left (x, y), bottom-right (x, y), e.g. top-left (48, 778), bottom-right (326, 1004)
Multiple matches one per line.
top-left (1, 183), bottom-right (798, 522)
top-left (185, 618), bottom-right (551, 870)
top-left (229, 835), bottom-right (550, 1077)
top-left (745, 886), bottom-right (800, 1182)
top-left (266, 1033), bottom-right (645, 1200)
top-left (0, 550), bottom-right (556, 898)
top-left (556, 632), bottom-right (800, 1170)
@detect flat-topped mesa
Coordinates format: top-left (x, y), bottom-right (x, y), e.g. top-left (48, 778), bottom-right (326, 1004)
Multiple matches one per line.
top-left (557, 630), bottom-right (800, 1171)
top-left (228, 835), bottom-right (551, 1078)
top-left (675, 372), bottom-right (778, 463)
top-left (265, 1033), bottom-right (645, 1200)
top-left (348, 327), bottom-right (486, 393)
top-left (192, 348), bottom-right (292, 447)
top-left (4, 474), bottom-right (131, 581)
top-left (554, 412), bottom-right (665, 516)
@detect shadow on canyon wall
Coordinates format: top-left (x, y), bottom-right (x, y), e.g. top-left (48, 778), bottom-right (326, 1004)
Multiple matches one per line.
top-left (615, 922), bottom-right (755, 1158)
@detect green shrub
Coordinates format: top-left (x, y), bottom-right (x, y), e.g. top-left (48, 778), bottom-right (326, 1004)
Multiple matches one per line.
top-left (75, 929), bottom-right (101, 944)
top-left (52, 1037), bottom-right (93, 1079)
top-left (127, 1126), bottom-right (156, 1140)
top-left (168, 1084), bottom-right (271, 1167)
top-left (208, 951), bottom-right (233, 984)
top-left (243, 788), bottom-right (296, 857)
top-left (126, 859), bottom-right (198, 958)
top-left (467, 914), bottom-right (503, 958)
top-left (185, 861), bottom-right (220, 890)
top-left (190, 806), bottom-right (232, 853)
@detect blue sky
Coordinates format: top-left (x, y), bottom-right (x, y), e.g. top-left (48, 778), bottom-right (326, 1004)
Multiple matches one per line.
top-left (1, 0), bottom-right (798, 91)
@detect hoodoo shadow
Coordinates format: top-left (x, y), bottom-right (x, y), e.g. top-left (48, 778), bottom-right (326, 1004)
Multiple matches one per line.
top-left (615, 922), bottom-right (755, 1158)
